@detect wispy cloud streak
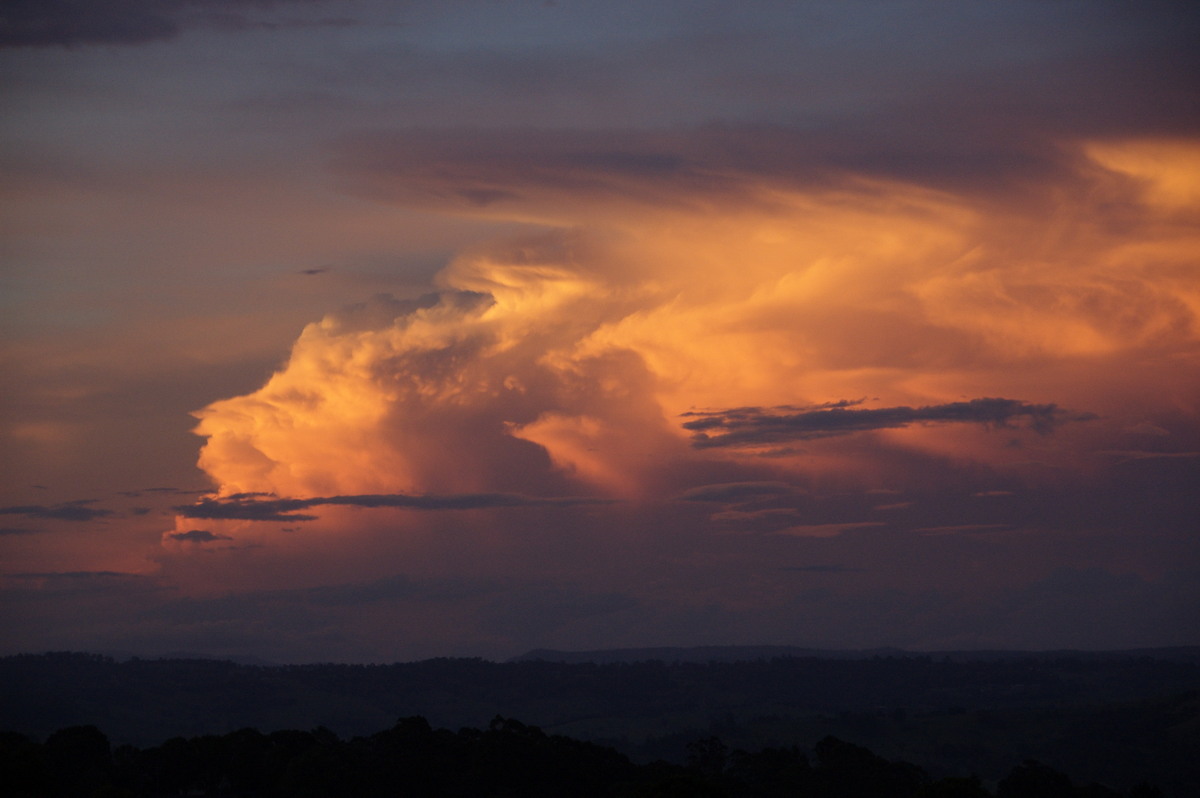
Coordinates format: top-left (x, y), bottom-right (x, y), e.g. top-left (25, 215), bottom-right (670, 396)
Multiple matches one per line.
top-left (683, 398), bottom-right (1092, 449)
top-left (167, 529), bottom-right (233, 543)
top-left (177, 492), bottom-right (613, 522)
top-left (0, 502), bottom-right (113, 522)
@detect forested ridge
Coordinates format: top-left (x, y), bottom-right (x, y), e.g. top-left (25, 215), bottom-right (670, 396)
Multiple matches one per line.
top-left (2, 651), bottom-right (1196, 795)
top-left (0, 715), bottom-right (1170, 797)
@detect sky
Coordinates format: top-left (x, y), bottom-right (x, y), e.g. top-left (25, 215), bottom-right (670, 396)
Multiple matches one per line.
top-left (1, 0), bottom-right (1198, 663)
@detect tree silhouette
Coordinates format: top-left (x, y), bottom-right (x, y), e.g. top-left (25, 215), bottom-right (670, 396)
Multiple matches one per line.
top-left (45, 725), bottom-right (112, 797)
top-left (997, 760), bottom-right (1073, 798)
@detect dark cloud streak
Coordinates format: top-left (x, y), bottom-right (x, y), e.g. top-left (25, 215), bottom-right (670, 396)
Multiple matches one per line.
top-left (684, 398), bottom-right (1093, 449)
top-left (676, 482), bottom-right (799, 503)
top-left (168, 529), bottom-right (233, 543)
top-left (0, 502), bottom-right (113, 522)
top-left (176, 491), bottom-right (613, 522)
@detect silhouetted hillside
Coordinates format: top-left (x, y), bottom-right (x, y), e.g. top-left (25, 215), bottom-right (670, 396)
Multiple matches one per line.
top-left (0, 716), bottom-right (1175, 798)
top-left (2, 650), bottom-right (1197, 795)
top-left (511, 645), bottom-right (910, 663)
top-left (511, 645), bottom-right (1200, 665)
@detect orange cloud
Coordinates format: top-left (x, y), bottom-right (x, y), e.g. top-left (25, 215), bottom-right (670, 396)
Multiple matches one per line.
top-left (177, 137), bottom-right (1200, 544)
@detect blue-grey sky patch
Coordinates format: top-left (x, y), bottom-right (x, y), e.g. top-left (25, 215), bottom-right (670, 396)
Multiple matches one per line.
top-left (0, 0), bottom-right (357, 49)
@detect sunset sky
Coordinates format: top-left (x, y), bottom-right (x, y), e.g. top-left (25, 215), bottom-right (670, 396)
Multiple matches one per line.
top-left (2, 0), bottom-right (1198, 663)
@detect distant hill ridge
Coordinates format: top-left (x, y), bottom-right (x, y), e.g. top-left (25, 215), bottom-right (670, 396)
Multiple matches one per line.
top-left (511, 644), bottom-right (1200, 664)
top-left (3, 649), bottom-right (1198, 794)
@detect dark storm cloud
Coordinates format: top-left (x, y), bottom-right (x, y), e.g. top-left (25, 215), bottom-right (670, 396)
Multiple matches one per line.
top-left (0, 501), bottom-right (113, 521)
top-left (683, 398), bottom-right (1092, 449)
top-left (168, 529), bottom-right (233, 543)
top-left (0, 0), bottom-right (349, 48)
top-left (176, 491), bottom-right (612, 522)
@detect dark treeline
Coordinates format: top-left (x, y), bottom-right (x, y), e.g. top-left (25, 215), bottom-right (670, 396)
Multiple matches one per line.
top-left (0, 716), bottom-right (1168, 798)
top-left (2, 652), bottom-right (1197, 795)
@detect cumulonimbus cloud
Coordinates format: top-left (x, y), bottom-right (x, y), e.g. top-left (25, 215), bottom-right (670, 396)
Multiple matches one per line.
top-left (175, 132), bottom-right (1199, 547)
